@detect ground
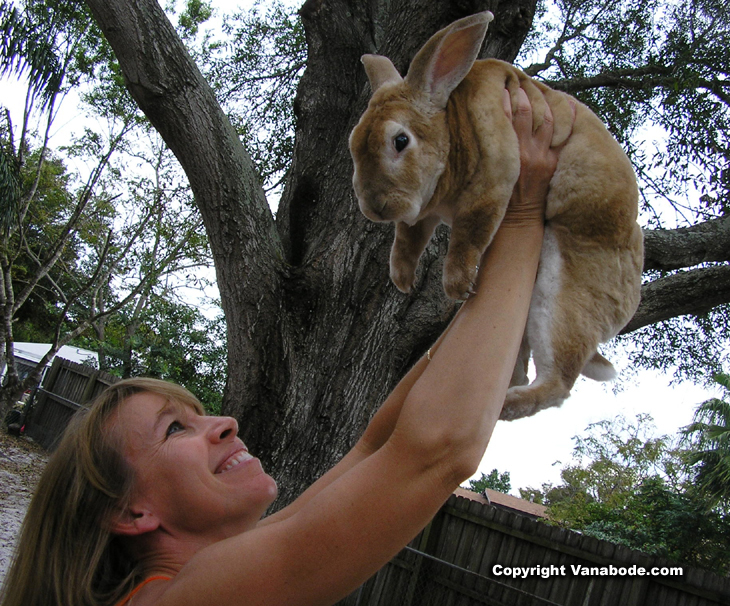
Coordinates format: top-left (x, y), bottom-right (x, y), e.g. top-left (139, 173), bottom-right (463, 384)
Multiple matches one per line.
top-left (0, 430), bottom-right (48, 584)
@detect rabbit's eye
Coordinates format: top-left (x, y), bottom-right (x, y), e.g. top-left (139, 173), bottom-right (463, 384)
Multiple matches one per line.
top-left (393, 133), bottom-right (409, 153)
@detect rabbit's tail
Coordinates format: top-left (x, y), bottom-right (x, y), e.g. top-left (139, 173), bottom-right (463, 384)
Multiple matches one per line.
top-left (581, 352), bottom-right (616, 382)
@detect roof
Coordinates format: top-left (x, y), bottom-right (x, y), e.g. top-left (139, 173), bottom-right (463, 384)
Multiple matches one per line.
top-left (11, 342), bottom-right (98, 367)
top-left (454, 486), bottom-right (547, 519)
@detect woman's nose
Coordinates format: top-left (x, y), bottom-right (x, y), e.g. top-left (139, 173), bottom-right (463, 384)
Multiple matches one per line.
top-left (206, 415), bottom-right (238, 442)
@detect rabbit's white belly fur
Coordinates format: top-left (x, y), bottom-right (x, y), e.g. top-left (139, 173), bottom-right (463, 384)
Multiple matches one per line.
top-left (526, 226), bottom-right (562, 379)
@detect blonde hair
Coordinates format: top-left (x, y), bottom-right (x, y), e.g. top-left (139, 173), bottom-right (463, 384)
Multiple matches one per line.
top-left (0, 378), bottom-right (204, 606)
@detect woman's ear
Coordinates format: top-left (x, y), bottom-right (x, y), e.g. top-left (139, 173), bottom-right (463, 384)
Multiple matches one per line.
top-left (108, 506), bottom-right (160, 536)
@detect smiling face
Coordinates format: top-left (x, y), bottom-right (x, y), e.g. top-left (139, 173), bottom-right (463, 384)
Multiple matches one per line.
top-left (110, 392), bottom-right (278, 543)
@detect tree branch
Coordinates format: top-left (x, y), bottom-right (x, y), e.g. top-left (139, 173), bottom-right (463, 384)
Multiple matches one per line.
top-left (30, 219), bottom-right (205, 388)
top-left (84, 0), bottom-right (287, 407)
top-left (546, 63), bottom-right (730, 110)
top-left (522, 2), bottom-right (605, 77)
top-left (547, 64), bottom-right (675, 94)
top-left (83, 0), bottom-right (283, 275)
top-left (12, 124), bottom-right (132, 315)
top-left (622, 265), bottom-right (730, 334)
top-left (642, 216), bottom-right (730, 271)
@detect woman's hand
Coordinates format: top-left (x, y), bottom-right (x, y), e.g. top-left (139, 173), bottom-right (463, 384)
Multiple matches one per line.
top-left (500, 87), bottom-right (569, 227)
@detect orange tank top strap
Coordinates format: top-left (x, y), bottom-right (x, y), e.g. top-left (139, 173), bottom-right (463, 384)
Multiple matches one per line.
top-left (114, 575), bottom-right (172, 606)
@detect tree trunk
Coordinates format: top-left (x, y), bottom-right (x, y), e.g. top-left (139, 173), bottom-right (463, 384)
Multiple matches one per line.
top-left (82, 0), bottom-right (536, 507)
top-left (82, 0), bottom-right (730, 507)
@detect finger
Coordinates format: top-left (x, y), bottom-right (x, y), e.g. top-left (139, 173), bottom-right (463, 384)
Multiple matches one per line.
top-left (537, 101), bottom-right (554, 141)
top-left (519, 81), bottom-right (549, 133)
top-left (502, 89), bottom-right (511, 118)
top-left (511, 88), bottom-right (532, 136)
top-left (553, 98), bottom-right (577, 149)
top-left (516, 87), bottom-right (555, 152)
top-left (542, 101), bottom-right (554, 128)
top-left (568, 98), bottom-right (577, 130)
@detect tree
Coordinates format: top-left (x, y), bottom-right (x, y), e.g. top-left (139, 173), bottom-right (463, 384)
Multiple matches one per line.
top-left (465, 469), bottom-right (512, 495)
top-left (8, 148), bottom-right (89, 344)
top-left (126, 298), bottom-right (226, 414)
top-left (79, 295), bottom-right (227, 413)
top-left (682, 372), bottom-right (730, 509)
top-left (81, 0), bottom-right (730, 507)
top-left (521, 415), bottom-right (682, 528)
top-left (79, 131), bottom-right (214, 376)
top-left (207, 1), bottom-right (306, 193)
top-left (0, 0), bottom-right (213, 415)
top-left (526, 414), bottom-right (730, 575)
top-left (580, 476), bottom-right (730, 575)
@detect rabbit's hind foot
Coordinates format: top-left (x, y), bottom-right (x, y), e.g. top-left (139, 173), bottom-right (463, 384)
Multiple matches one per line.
top-left (500, 380), bottom-right (570, 421)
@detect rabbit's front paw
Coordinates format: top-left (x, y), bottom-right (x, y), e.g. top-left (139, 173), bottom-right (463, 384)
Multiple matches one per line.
top-left (443, 259), bottom-right (478, 300)
top-left (390, 259), bottom-right (418, 294)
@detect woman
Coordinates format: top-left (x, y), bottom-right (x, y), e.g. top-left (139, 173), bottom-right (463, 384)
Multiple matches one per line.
top-left (1, 87), bottom-right (566, 606)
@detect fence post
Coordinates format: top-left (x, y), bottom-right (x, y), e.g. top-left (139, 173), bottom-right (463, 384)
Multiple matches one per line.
top-left (400, 504), bottom-right (448, 606)
top-left (79, 369), bottom-right (102, 407)
top-left (23, 357), bottom-right (65, 442)
top-left (23, 358), bottom-right (119, 449)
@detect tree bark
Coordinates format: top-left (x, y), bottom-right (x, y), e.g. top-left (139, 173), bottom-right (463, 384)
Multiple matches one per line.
top-left (83, 0), bottom-right (730, 507)
top-left (83, 0), bottom-right (538, 507)
top-left (642, 217), bottom-right (730, 271)
top-left (623, 265), bottom-right (730, 333)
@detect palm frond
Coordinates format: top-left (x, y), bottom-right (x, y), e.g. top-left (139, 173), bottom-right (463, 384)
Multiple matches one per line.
top-left (0, 1), bottom-right (63, 110)
top-left (0, 142), bottom-right (20, 235)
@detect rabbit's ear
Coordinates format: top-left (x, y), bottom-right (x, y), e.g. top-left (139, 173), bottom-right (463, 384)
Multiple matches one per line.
top-left (362, 55), bottom-right (403, 92)
top-left (406, 11), bottom-right (493, 109)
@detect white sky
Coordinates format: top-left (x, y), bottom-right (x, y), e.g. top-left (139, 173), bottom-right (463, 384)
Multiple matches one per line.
top-left (482, 369), bottom-right (716, 492)
top-left (3, 0), bottom-right (720, 496)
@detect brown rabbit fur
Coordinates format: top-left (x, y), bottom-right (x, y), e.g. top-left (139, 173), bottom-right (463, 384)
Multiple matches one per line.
top-left (348, 11), bottom-right (644, 420)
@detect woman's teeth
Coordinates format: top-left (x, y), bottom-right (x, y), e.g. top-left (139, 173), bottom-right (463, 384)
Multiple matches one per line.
top-left (219, 451), bottom-right (253, 473)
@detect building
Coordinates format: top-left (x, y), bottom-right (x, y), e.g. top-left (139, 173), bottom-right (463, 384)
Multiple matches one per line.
top-left (454, 486), bottom-right (547, 519)
top-left (0, 342), bottom-right (98, 387)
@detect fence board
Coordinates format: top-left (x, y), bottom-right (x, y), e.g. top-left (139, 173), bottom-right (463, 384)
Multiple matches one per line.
top-left (24, 357), bottom-right (119, 449)
top-left (338, 492), bottom-right (730, 606)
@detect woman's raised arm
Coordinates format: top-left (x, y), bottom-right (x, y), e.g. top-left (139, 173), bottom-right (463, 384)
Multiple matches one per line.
top-left (263, 85), bottom-right (562, 526)
top-left (154, 87), bottom-right (563, 606)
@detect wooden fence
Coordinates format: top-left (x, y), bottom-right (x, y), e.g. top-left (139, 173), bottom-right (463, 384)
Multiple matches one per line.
top-left (24, 357), bottom-right (119, 450)
top-left (337, 491), bottom-right (730, 606)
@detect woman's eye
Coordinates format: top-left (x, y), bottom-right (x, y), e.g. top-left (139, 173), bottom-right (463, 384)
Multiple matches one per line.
top-left (394, 133), bottom-right (409, 152)
top-left (165, 421), bottom-right (185, 437)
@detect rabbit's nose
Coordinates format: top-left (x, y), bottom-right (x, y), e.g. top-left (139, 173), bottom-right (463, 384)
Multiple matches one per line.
top-left (360, 198), bottom-right (389, 222)
top-left (373, 197), bottom-right (390, 217)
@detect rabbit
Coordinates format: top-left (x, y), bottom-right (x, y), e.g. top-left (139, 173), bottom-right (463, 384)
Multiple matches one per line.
top-left (348, 11), bottom-right (644, 420)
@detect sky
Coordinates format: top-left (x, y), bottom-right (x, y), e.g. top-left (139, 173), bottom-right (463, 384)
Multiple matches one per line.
top-left (4, 0), bottom-right (721, 496)
top-left (481, 367), bottom-right (717, 493)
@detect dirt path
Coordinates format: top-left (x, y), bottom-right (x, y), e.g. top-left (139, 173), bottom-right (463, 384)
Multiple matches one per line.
top-left (0, 431), bottom-right (48, 584)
